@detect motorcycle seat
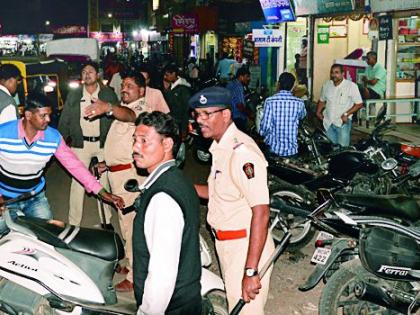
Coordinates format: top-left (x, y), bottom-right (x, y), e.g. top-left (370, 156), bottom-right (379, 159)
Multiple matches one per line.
top-left (401, 143), bottom-right (420, 158)
top-left (337, 193), bottom-right (420, 223)
top-left (15, 217), bottom-right (125, 261)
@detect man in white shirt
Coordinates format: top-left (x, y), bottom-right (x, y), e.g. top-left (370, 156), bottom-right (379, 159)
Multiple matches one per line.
top-left (0, 64), bottom-right (22, 124)
top-left (316, 64), bottom-right (363, 147)
top-left (132, 111), bottom-right (201, 315)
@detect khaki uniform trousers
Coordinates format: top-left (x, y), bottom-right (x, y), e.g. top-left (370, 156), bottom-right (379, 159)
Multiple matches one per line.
top-left (68, 141), bottom-right (112, 226)
top-left (216, 234), bottom-right (275, 315)
top-left (108, 167), bottom-right (143, 283)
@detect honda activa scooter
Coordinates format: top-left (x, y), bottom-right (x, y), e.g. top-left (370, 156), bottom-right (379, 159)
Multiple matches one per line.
top-left (0, 193), bottom-right (226, 315)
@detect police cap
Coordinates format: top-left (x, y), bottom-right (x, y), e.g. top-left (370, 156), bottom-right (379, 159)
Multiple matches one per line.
top-left (189, 86), bottom-right (232, 109)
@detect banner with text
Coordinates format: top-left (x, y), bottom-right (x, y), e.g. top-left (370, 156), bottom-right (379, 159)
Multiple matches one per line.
top-left (259, 0), bottom-right (296, 24)
top-left (252, 29), bottom-right (283, 47)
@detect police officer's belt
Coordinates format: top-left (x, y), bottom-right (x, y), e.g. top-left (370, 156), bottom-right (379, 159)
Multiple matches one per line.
top-left (212, 228), bottom-right (247, 241)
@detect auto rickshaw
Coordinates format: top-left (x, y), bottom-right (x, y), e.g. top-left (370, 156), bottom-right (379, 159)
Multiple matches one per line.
top-left (0, 58), bottom-right (68, 127)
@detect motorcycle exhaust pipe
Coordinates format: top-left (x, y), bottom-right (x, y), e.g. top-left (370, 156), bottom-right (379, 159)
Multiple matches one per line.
top-left (354, 281), bottom-right (417, 314)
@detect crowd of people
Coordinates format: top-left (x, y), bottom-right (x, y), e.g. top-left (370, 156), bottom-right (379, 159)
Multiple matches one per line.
top-left (0, 47), bottom-right (387, 314)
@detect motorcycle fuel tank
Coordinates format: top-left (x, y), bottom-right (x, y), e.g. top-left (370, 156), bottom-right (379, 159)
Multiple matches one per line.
top-left (328, 150), bottom-right (378, 181)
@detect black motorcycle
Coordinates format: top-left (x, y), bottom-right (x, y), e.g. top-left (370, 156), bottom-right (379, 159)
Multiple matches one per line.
top-left (311, 214), bottom-right (420, 314)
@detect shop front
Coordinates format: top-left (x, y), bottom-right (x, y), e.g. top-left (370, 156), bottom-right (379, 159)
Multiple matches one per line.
top-left (294, 0), bottom-right (372, 100)
top-left (370, 0), bottom-right (420, 122)
top-left (170, 13), bottom-right (199, 66)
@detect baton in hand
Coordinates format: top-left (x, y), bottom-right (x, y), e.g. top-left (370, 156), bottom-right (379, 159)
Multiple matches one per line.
top-left (229, 232), bottom-right (292, 315)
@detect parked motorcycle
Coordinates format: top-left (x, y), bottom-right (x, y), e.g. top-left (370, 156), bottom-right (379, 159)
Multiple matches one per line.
top-left (314, 214), bottom-right (420, 314)
top-left (0, 193), bottom-right (227, 315)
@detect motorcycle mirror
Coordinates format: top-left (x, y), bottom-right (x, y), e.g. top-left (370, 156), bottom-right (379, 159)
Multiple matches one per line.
top-left (124, 179), bottom-right (140, 192)
top-left (374, 105), bottom-right (387, 127)
top-left (381, 158), bottom-right (398, 171)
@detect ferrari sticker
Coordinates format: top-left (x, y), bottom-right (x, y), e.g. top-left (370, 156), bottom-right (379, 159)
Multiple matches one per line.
top-left (243, 163), bottom-right (255, 179)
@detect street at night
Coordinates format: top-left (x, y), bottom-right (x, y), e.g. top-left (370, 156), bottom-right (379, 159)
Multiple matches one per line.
top-left (0, 1), bottom-right (419, 315)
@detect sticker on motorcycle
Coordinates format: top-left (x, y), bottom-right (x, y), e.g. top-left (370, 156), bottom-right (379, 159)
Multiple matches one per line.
top-left (310, 247), bottom-right (332, 265)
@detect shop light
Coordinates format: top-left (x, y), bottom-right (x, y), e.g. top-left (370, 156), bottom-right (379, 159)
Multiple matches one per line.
top-left (132, 30), bottom-right (139, 37)
top-left (163, 13), bottom-right (169, 18)
top-left (153, 0), bottom-right (159, 10)
top-left (108, 13), bottom-right (113, 18)
top-left (45, 21), bottom-right (50, 26)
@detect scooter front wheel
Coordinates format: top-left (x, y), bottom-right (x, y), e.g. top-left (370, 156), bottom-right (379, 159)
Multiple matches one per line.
top-left (203, 290), bottom-right (228, 315)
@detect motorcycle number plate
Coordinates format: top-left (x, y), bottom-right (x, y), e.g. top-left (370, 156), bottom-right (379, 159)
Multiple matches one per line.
top-left (316, 231), bottom-right (334, 241)
top-left (310, 248), bottom-right (332, 265)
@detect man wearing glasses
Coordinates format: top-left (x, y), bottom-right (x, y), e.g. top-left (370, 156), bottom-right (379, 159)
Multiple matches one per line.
top-left (191, 87), bottom-right (274, 315)
top-left (0, 64), bottom-right (22, 124)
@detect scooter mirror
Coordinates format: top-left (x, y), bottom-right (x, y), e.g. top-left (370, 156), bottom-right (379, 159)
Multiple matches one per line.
top-left (381, 158), bottom-right (398, 171)
top-left (124, 179), bottom-right (140, 192)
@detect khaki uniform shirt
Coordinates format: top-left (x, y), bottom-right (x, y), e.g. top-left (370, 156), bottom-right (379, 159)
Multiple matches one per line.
top-left (104, 98), bottom-right (148, 166)
top-left (207, 123), bottom-right (269, 231)
top-left (80, 84), bottom-right (100, 137)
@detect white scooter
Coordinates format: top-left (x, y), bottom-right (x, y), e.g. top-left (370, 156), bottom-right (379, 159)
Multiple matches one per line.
top-left (0, 193), bottom-right (227, 315)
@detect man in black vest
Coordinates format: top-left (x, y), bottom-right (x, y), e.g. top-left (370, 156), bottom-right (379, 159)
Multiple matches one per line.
top-left (131, 111), bottom-right (201, 315)
top-left (0, 64), bottom-right (21, 124)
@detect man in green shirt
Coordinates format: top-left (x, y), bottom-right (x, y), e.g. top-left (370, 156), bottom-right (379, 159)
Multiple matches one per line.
top-left (360, 51), bottom-right (387, 99)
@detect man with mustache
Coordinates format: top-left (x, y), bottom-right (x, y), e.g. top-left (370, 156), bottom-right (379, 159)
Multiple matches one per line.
top-left (0, 93), bottom-right (124, 234)
top-left (191, 87), bottom-right (274, 314)
top-left (132, 111), bottom-right (201, 315)
top-left (84, 71), bottom-right (167, 292)
top-left (59, 61), bottom-right (118, 228)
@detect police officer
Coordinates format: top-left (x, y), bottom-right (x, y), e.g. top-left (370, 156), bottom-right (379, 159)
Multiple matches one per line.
top-left (191, 87), bottom-right (275, 315)
top-left (84, 71), bottom-right (168, 292)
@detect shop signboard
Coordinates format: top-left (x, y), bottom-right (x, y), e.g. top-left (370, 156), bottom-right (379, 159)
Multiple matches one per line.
top-left (370, 0), bottom-right (420, 13)
top-left (171, 14), bottom-right (199, 33)
top-left (378, 15), bottom-right (393, 40)
top-left (252, 29), bottom-right (283, 47)
top-left (259, 0), bottom-right (296, 23)
top-left (52, 25), bottom-right (87, 36)
top-left (317, 0), bottom-right (355, 14)
top-left (317, 25), bottom-right (330, 44)
top-left (89, 32), bottom-right (124, 43)
top-left (294, 0), bottom-right (354, 15)
top-left (243, 39), bottom-right (255, 61)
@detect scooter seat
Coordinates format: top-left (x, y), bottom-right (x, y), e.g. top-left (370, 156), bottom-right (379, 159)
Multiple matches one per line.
top-left (15, 217), bottom-right (125, 261)
top-left (337, 194), bottom-right (420, 223)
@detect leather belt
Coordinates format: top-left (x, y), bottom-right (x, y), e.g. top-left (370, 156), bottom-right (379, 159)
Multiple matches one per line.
top-left (108, 163), bottom-right (132, 172)
top-left (83, 136), bottom-right (100, 142)
top-left (212, 228), bottom-right (247, 241)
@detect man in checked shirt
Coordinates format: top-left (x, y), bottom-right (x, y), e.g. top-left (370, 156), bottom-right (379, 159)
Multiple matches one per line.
top-left (259, 72), bottom-right (306, 157)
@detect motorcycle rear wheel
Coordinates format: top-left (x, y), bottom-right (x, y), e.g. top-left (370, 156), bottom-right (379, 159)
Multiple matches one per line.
top-left (269, 183), bottom-right (316, 251)
top-left (319, 263), bottom-right (401, 315)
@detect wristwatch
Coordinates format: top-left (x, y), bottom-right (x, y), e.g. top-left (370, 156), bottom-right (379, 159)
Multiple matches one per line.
top-left (106, 103), bottom-right (113, 117)
top-left (245, 268), bottom-right (258, 277)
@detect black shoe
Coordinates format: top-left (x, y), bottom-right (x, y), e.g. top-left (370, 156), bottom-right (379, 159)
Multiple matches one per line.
top-left (101, 223), bottom-right (114, 231)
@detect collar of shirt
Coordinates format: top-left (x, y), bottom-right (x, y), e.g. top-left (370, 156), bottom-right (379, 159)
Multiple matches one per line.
top-left (0, 84), bottom-right (11, 96)
top-left (82, 83), bottom-right (100, 100)
top-left (140, 159), bottom-right (177, 190)
top-left (18, 119), bottom-right (45, 143)
top-left (209, 122), bottom-right (239, 153)
top-left (276, 90), bottom-right (293, 97)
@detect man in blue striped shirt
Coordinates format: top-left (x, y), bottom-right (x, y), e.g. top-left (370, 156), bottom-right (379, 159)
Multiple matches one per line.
top-left (259, 72), bottom-right (306, 157)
